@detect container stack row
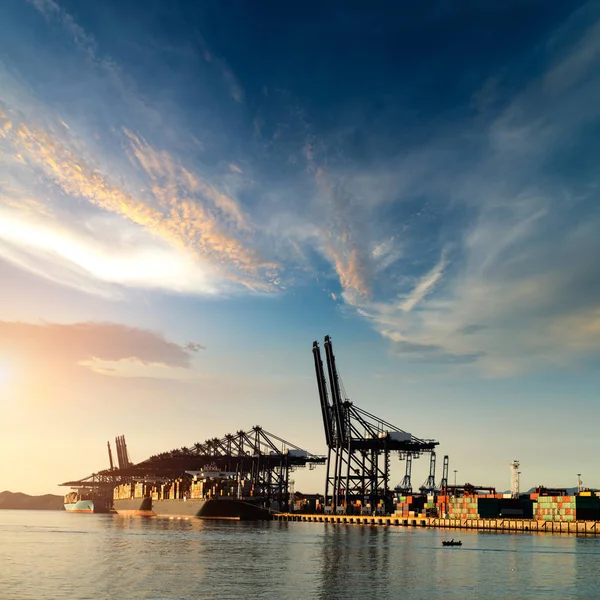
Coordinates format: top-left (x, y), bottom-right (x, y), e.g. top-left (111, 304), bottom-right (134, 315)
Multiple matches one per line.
top-left (445, 497), bottom-right (478, 519)
top-left (534, 495), bottom-right (600, 521)
top-left (293, 497), bottom-right (320, 513)
top-left (394, 495), bottom-right (426, 518)
top-left (113, 483), bottom-right (135, 500)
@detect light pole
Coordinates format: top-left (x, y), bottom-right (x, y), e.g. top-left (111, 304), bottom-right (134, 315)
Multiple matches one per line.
top-left (578, 473), bottom-right (582, 493)
top-left (453, 470), bottom-right (457, 488)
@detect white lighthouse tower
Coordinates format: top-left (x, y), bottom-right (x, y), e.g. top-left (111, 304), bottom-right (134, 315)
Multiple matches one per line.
top-left (510, 460), bottom-right (520, 498)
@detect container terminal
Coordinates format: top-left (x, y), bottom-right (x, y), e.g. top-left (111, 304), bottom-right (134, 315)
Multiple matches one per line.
top-left (61, 335), bottom-right (600, 530)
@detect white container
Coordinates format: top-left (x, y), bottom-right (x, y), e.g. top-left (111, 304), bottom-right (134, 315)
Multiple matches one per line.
top-left (388, 431), bottom-right (412, 442)
top-left (287, 449), bottom-right (309, 458)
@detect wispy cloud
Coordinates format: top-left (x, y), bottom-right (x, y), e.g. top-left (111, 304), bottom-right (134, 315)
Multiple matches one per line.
top-left (124, 129), bottom-right (250, 232)
top-left (0, 210), bottom-right (222, 296)
top-left (1, 1), bottom-right (281, 296)
top-left (26, 0), bottom-right (163, 127)
top-left (4, 0), bottom-right (600, 376)
top-left (200, 42), bottom-right (244, 103)
top-left (27, 0), bottom-right (93, 57)
top-left (0, 87), bottom-right (276, 296)
top-left (399, 253), bottom-right (447, 313)
top-left (543, 13), bottom-right (600, 93)
top-left (294, 132), bottom-right (374, 304)
top-left (333, 8), bottom-right (600, 373)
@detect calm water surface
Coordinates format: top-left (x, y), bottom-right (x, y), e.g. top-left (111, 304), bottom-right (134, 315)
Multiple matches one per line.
top-left (1, 510), bottom-right (599, 599)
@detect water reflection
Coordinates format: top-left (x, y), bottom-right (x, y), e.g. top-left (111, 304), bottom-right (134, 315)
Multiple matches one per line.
top-left (318, 524), bottom-right (392, 600)
top-left (3, 512), bottom-right (600, 600)
top-left (573, 536), bottom-right (600, 599)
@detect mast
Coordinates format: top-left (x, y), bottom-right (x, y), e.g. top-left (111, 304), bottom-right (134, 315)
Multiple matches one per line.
top-left (107, 441), bottom-right (114, 470)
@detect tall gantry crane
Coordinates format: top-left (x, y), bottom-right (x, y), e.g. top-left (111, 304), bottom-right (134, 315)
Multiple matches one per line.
top-left (313, 335), bottom-right (439, 513)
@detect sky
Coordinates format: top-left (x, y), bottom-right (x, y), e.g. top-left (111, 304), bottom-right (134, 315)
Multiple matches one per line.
top-left (0, 0), bottom-right (599, 497)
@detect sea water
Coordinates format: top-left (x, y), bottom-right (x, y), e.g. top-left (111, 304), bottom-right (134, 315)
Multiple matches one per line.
top-left (1, 510), bottom-right (599, 599)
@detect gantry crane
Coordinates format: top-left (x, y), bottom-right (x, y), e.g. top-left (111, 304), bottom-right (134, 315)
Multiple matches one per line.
top-left (313, 335), bottom-right (439, 514)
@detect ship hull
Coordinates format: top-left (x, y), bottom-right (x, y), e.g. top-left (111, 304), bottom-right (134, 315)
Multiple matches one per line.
top-left (64, 499), bottom-right (111, 514)
top-left (65, 500), bottom-right (94, 513)
top-left (113, 497), bottom-right (154, 516)
top-left (199, 499), bottom-right (272, 521)
top-left (114, 498), bottom-right (272, 520)
top-left (151, 498), bottom-right (206, 518)
top-left (152, 498), bottom-right (271, 520)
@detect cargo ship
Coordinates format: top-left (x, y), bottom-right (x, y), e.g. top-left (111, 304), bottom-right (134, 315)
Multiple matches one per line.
top-left (110, 496), bottom-right (153, 516)
top-left (64, 488), bottom-right (112, 513)
top-left (113, 467), bottom-right (273, 520)
top-left (112, 497), bottom-right (272, 520)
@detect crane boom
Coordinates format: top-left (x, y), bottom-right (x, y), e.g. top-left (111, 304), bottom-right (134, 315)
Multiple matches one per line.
top-left (324, 335), bottom-right (347, 446)
top-left (312, 341), bottom-right (334, 448)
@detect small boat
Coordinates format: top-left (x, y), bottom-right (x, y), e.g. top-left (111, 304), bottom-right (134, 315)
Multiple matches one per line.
top-left (442, 539), bottom-right (462, 546)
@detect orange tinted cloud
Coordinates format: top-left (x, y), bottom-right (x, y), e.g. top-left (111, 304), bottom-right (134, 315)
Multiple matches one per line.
top-left (325, 243), bottom-right (369, 305)
top-left (0, 320), bottom-right (201, 407)
top-left (0, 106), bottom-right (12, 137)
top-left (124, 129), bottom-right (251, 232)
top-left (1, 110), bottom-right (277, 291)
top-left (314, 167), bottom-right (371, 303)
top-left (0, 320), bottom-right (196, 370)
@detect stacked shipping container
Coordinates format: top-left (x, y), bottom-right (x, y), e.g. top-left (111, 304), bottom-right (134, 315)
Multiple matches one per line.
top-left (446, 496), bottom-right (478, 519)
top-left (437, 495), bottom-right (529, 519)
top-left (113, 483), bottom-right (134, 501)
top-left (113, 477), bottom-right (247, 502)
top-left (394, 495), bottom-right (425, 518)
top-left (534, 495), bottom-right (600, 521)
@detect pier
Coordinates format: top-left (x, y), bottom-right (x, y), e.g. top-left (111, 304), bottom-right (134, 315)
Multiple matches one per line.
top-left (62, 336), bottom-right (599, 524)
top-left (274, 513), bottom-right (600, 535)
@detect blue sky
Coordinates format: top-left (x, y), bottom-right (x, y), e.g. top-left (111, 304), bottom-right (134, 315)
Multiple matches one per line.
top-left (0, 0), bottom-right (599, 495)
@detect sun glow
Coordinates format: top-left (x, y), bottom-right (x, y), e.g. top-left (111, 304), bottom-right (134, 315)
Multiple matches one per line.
top-left (0, 363), bottom-right (9, 388)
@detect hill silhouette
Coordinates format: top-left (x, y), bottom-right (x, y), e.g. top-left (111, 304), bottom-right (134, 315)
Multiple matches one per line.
top-left (0, 491), bottom-right (64, 510)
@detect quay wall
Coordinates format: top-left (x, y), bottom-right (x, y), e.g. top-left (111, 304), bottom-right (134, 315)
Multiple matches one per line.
top-left (274, 513), bottom-right (600, 535)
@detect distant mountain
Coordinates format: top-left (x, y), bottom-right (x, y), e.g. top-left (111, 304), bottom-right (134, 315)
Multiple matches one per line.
top-left (0, 491), bottom-right (64, 510)
top-left (501, 487), bottom-right (581, 496)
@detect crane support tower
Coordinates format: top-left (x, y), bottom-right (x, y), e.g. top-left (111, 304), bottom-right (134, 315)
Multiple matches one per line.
top-left (510, 460), bottom-right (520, 498)
top-left (438, 455), bottom-right (449, 492)
top-left (396, 453), bottom-right (413, 494)
top-left (419, 452), bottom-right (437, 493)
top-left (312, 335), bottom-right (439, 515)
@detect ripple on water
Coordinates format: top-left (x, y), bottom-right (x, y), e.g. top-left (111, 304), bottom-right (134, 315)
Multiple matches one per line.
top-left (1, 511), bottom-right (600, 600)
